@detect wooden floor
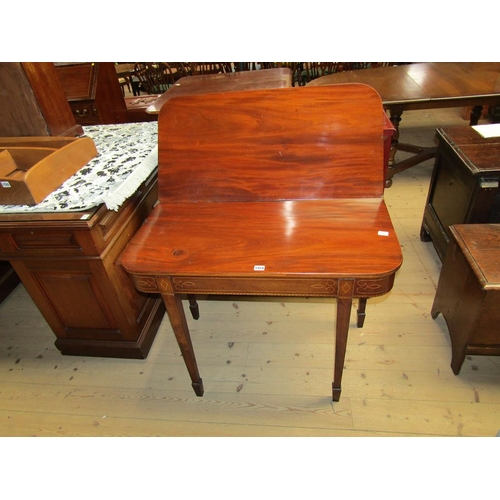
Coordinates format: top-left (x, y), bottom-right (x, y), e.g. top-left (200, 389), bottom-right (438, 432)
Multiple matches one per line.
top-left (1, 107), bottom-right (500, 438)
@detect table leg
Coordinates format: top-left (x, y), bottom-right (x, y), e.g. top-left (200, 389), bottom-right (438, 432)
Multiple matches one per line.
top-left (388, 105), bottom-right (403, 167)
top-left (188, 294), bottom-right (200, 320)
top-left (470, 105), bottom-right (483, 126)
top-left (332, 280), bottom-right (354, 401)
top-left (386, 104), bottom-right (437, 186)
top-left (161, 291), bottom-right (204, 396)
top-left (357, 298), bottom-right (367, 328)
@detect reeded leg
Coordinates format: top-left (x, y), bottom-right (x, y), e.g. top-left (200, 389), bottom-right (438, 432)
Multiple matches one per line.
top-left (332, 295), bottom-right (353, 402)
top-left (357, 298), bottom-right (367, 328)
top-left (188, 294), bottom-right (200, 320)
top-left (162, 292), bottom-right (204, 396)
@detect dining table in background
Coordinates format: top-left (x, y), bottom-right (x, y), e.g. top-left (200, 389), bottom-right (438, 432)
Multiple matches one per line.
top-left (145, 67), bottom-right (292, 115)
top-left (308, 62), bottom-right (500, 186)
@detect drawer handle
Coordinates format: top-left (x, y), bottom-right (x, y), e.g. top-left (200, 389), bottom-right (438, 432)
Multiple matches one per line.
top-left (480, 180), bottom-right (499, 189)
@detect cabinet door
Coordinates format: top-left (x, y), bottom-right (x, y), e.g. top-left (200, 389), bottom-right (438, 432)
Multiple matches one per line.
top-left (429, 150), bottom-right (473, 234)
top-left (11, 259), bottom-right (123, 341)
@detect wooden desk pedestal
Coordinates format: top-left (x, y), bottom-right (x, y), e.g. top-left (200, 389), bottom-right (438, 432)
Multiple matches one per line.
top-left (0, 171), bottom-right (164, 359)
top-left (432, 224), bottom-right (500, 374)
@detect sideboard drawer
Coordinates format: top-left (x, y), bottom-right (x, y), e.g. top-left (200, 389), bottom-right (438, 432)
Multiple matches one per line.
top-left (0, 229), bottom-right (86, 257)
top-left (70, 102), bottom-right (99, 124)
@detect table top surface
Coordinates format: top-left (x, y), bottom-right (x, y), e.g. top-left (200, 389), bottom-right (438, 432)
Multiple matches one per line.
top-left (451, 224), bottom-right (500, 288)
top-left (146, 67), bottom-right (292, 114)
top-left (120, 199), bottom-right (402, 278)
top-left (437, 126), bottom-right (500, 173)
top-left (121, 84), bottom-right (402, 280)
top-left (308, 62), bottom-right (500, 106)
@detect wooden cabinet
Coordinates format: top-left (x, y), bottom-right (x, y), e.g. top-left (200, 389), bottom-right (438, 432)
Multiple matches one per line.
top-left (55, 62), bottom-right (129, 126)
top-left (0, 171), bottom-right (164, 358)
top-left (431, 224), bottom-right (500, 374)
top-left (420, 126), bottom-right (500, 261)
top-left (0, 62), bottom-right (82, 138)
top-left (55, 62), bottom-right (158, 125)
top-left (0, 62), bottom-right (84, 302)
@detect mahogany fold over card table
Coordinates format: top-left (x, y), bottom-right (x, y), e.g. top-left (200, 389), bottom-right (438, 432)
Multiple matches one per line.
top-left (120, 84), bottom-right (403, 401)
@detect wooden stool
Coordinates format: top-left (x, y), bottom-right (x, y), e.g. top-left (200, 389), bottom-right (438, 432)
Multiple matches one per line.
top-left (431, 224), bottom-right (500, 374)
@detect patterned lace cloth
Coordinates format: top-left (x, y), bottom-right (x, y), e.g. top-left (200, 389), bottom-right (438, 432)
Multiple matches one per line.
top-left (0, 122), bottom-right (158, 213)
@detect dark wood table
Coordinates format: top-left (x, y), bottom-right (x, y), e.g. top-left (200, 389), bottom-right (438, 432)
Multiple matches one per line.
top-left (145, 67), bottom-right (292, 114)
top-left (120, 84), bottom-right (402, 401)
top-left (431, 223), bottom-right (500, 374)
top-left (308, 63), bottom-right (500, 185)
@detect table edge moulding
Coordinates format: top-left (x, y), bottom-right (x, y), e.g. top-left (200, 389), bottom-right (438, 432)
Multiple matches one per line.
top-left (120, 84), bottom-right (403, 401)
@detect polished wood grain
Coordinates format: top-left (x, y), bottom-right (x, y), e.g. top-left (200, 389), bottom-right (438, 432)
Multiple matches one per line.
top-left (309, 63), bottom-right (500, 184)
top-left (122, 200), bottom-right (400, 278)
top-left (146, 67), bottom-right (292, 114)
top-left (121, 84), bottom-right (402, 401)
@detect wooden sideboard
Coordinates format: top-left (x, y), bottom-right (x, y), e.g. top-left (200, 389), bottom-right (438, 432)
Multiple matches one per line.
top-left (0, 62), bottom-right (84, 302)
top-left (55, 63), bottom-right (157, 125)
top-left (0, 62), bottom-right (82, 138)
top-left (420, 126), bottom-right (500, 261)
top-left (0, 170), bottom-right (164, 358)
top-left (55, 62), bottom-right (129, 125)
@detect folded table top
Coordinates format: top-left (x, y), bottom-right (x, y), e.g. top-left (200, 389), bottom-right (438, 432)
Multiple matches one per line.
top-left (121, 84), bottom-right (402, 280)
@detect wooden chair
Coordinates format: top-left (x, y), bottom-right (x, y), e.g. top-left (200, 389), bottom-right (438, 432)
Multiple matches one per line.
top-left (133, 62), bottom-right (176, 95)
top-left (189, 62), bottom-right (232, 75)
top-left (120, 84), bottom-right (403, 401)
top-left (301, 62), bottom-right (341, 85)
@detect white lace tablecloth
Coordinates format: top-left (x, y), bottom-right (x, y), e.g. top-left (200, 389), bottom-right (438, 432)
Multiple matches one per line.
top-left (0, 122), bottom-right (158, 213)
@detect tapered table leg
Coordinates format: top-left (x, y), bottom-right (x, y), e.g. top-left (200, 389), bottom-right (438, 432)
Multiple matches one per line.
top-left (162, 291), bottom-right (204, 396)
top-left (332, 281), bottom-right (354, 401)
top-left (188, 294), bottom-right (200, 320)
top-left (357, 298), bottom-right (367, 328)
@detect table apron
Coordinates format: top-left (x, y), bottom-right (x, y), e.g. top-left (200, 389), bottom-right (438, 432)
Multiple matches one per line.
top-left (128, 274), bottom-right (396, 298)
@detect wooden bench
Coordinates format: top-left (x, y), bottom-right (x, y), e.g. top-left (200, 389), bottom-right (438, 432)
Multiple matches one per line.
top-left (120, 83), bottom-right (403, 401)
